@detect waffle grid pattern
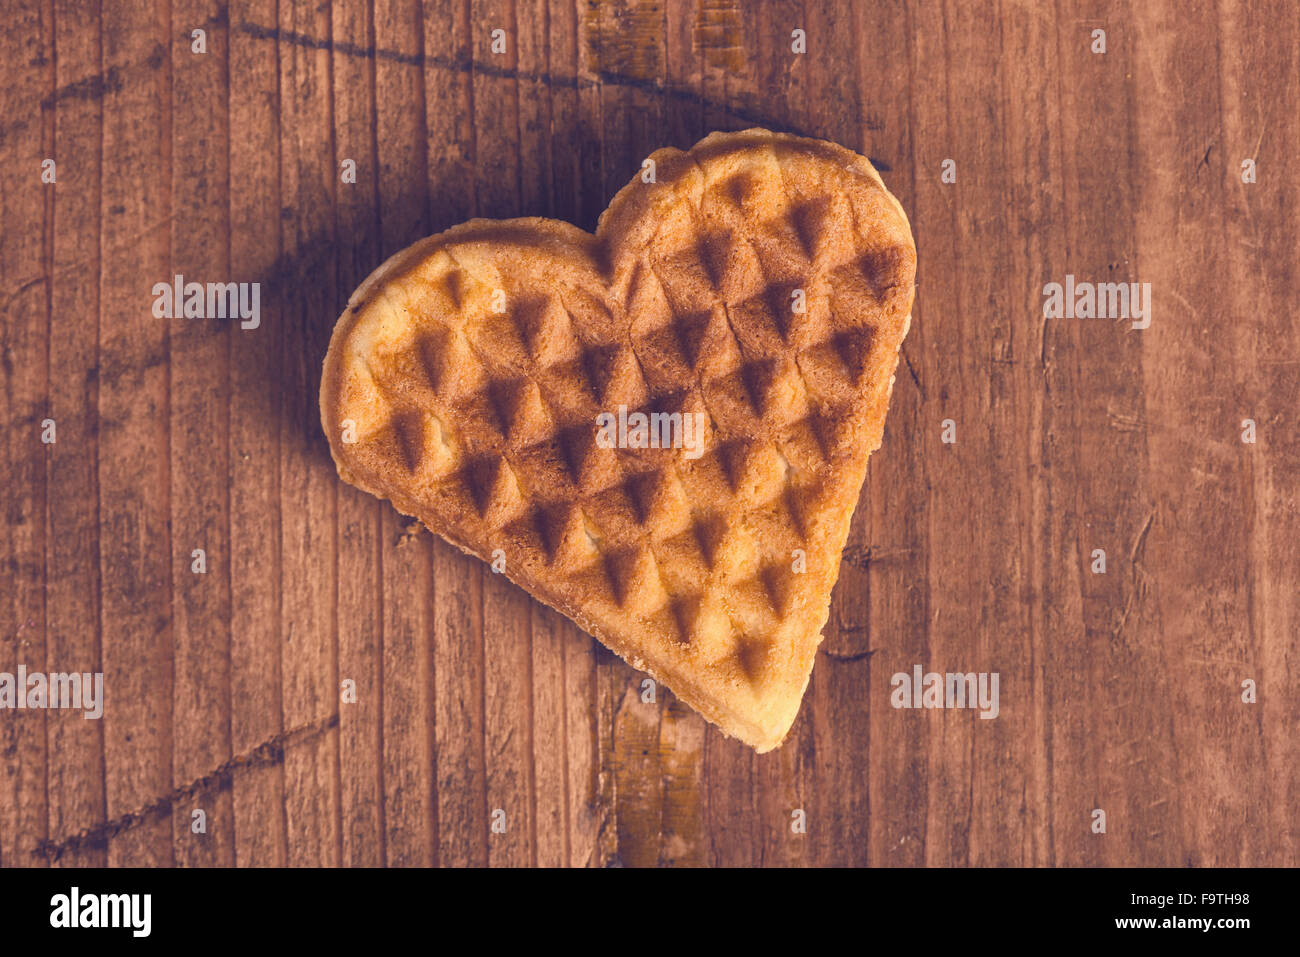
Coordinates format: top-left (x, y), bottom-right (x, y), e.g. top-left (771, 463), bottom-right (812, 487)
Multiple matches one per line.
top-left (354, 142), bottom-right (899, 684)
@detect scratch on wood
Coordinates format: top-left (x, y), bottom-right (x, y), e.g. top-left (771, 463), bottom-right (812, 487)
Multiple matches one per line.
top-left (0, 274), bottom-right (50, 317)
top-left (1248, 124), bottom-right (1265, 163)
top-left (1130, 509), bottom-right (1155, 564)
top-left (1115, 509), bottom-right (1157, 639)
top-left (1167, 290), bottom-right (1202, 323)
top-left (1108, 410), bottom-right (1143, 433)
top-left (902, 347), bottom-right (926, 401)
top-left (1196, 142), bottom-right (1213, 175)
top-left (38, 64), bottom-right (125, 110)
top-left (821, 647), bottom-right (876, 663)
top-left (30, 714), bottom-right (340, 862)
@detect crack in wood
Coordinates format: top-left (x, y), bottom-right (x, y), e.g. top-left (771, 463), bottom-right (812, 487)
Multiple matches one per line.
top-left (1115, 509), bottom-right (1157, 639)
top-left (841, 543), bottom-right (916, 571)
top-left (29, 714), bottom-right (340, 862)
top-left (902, 347), bottom-right (926, 401)
top-left (820, 647), bottom-right (875, 663)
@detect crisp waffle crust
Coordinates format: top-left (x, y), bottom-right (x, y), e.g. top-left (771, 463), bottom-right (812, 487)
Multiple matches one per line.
top-left (321, 129), bottom-right (916, 751)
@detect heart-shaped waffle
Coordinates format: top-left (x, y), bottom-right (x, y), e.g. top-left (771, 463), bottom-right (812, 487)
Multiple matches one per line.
top-left (321, 129), bottom-right (915, 751)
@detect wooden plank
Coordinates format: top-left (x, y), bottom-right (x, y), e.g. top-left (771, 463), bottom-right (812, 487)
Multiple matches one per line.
top-left (873, 0), bottom-right (954, 869)
top-left (96, 0), bottom-right (174, 868)
top-left (979, 1), bottom-right (1066, 868)
top-left (851, 0), bottom-right (931, 869)
top-left (372, 0), bottom-right (436, 869)
top-left (43, 0), bottom-right (108, 870)
top-left (0, 0), bottom-right (52, 869)
top-left (1129, 0), bottom-right (1287, 866)
top-left (1041, 4), bottom-right (1162, 867)
top-left (959, 0), bottom-right (1054, 869)
top-left (330, 0), bottom-right (386, 869)
top-left (227, 0), bottom-right (289, 868)
top-left (169, 0), bottom-right (234, 868)
top-left (275, 0), bottom-right (341, 867)
top-left (1222, 0), bottom-right (1300, 868)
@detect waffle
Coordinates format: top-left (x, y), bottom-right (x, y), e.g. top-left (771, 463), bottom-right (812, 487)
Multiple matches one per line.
top-left (321, 128), bottom-right (915, 751)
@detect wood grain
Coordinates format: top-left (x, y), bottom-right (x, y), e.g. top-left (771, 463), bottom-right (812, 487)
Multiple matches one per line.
top-left (1, 0), bottom-right (1296, 868)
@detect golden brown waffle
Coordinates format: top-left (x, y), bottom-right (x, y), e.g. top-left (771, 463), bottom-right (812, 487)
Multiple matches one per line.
top-left (321, 128), bottom-right (915, 751)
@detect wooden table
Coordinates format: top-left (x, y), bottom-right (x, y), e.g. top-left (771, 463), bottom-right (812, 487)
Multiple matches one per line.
top-left (1, 0), bottom-right (1296, 867)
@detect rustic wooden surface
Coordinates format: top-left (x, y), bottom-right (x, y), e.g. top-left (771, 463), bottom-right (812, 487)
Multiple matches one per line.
top-left (1, 0), bottom-right (1297, 868)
